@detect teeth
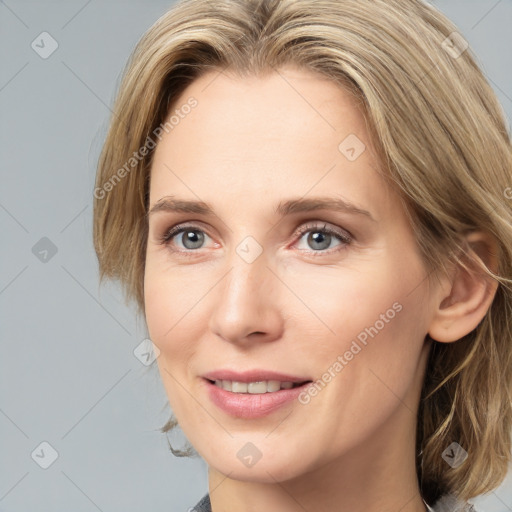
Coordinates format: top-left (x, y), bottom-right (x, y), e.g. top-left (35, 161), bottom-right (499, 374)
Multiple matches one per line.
top-left (248, 382), bottom-right (267, 394)
top-left (232, 381), bottom-right (247, 393)
top-left (213, 379), bottom-right (300, 394)
top-left (267, 380), bottom-right (281, 392)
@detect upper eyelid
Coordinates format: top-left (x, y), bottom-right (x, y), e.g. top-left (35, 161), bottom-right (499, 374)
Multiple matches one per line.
top-left (160, 220), bottom-right (351, 246)
top-left (296, 222), bottom-right (352, 239)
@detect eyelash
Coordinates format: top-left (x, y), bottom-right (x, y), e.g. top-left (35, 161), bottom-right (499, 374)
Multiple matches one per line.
top-left (158, 221), bottom-right (352, 258)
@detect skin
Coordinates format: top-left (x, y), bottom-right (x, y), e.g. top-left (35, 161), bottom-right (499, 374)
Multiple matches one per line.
top-left (144, 66), bottom-right (498, 512)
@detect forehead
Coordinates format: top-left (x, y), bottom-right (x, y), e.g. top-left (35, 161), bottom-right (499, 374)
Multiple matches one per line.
top-left (165, 65), bottom-right (370, 152)
top-left (149, 66), bottom-right (394, 220)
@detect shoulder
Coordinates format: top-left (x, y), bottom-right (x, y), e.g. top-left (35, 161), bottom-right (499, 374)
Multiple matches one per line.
top-left (428, 493), bottom-right (479, 512)
top-left (190, 493), bottom-right (211, 512)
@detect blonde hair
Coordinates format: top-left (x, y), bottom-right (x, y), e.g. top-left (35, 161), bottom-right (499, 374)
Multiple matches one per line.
top-left (93, 0), bottom-right (512, 504)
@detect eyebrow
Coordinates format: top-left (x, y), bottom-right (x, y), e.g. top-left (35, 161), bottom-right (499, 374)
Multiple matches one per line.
top-left (147, 195), bottom-right (375, 221)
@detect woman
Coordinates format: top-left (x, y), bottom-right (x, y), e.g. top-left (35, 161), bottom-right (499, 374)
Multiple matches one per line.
top-left (93, 0), bottom-right (512, 510)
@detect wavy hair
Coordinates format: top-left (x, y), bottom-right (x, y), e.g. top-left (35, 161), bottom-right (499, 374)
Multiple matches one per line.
top-left (93, 0), bottom-right (512, 504)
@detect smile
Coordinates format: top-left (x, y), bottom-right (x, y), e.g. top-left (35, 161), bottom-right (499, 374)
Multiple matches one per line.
top-left (204, 378), bottom-right (313, 418)
top-left (210, 379), bottom-right (308, 394)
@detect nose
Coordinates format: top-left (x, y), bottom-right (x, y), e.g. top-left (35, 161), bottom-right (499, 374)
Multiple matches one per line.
top-left (208, 246), bottom-right (284, 346)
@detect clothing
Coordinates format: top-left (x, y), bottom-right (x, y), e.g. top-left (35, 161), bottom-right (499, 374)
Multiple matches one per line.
top-left (426, 493), bottom-right (478, 512)
top-left (190, 492), bottom-right (478, 511)
top-left (191, 493), bottom-right (211, 512)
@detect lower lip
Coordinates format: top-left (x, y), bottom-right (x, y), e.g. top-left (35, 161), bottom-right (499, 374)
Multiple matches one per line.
top-left (204, 379), bottom-right (310, 419)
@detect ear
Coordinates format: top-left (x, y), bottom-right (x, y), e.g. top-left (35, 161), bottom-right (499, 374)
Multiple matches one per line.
top-left (428, 231), bottom-right (500, 343)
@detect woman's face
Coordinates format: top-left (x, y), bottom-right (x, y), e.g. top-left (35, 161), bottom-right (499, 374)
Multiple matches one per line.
top-left (144, 66), bottom-right (435, 482)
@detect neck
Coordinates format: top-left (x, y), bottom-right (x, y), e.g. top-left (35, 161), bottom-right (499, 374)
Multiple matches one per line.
top-left (208, 404), bottom-right (427, 512)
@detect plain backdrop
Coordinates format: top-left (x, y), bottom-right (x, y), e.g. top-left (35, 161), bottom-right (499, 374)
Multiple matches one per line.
top-left (1, 1), bottom-right (511, 511)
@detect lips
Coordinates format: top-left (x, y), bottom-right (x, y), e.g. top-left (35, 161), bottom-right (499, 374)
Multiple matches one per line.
top-left (201, 369), bottom-right (313, 418)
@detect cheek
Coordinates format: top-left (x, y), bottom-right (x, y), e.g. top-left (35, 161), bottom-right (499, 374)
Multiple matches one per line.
top-left (144, 266), bottom-right (203, 423)
top-left (314, 281), bottom-right (428, 428)
top-left (297, 294), bottom-right (428, 461)
top-left (293, 251), bottom-right (428, 401)
top-left (144, 258), bottom-right (207, 344)
top-left (143, 265), bottom-right (200, 392)
top-left (284, 256), bottom-right (421, 348)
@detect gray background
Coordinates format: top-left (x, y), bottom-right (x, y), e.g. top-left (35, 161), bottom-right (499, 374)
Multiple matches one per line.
top-left (0, 1), bottom-right (511, 511)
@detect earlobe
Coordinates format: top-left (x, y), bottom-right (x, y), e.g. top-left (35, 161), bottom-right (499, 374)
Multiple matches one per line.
top-left (428, 231), bottom-right (499, 343)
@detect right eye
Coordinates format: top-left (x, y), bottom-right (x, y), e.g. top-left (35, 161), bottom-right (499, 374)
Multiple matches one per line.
top-left (159, 224), bottom-right (214, 253)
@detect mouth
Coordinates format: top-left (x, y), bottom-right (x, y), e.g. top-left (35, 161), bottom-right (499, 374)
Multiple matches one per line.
top-left (206, 378), bottom-right (311, 394)
top-left (202, 376), bottom-right (314, 418)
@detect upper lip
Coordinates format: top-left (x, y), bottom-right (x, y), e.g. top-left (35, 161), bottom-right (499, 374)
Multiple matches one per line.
top-left (203, 369), bottom-right (312, 383)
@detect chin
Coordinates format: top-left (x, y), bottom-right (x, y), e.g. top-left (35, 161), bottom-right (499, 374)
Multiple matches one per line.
top-left (202, 444), bottom-right (310, 483)
top-left (217, 461), bottom-right (300, 483)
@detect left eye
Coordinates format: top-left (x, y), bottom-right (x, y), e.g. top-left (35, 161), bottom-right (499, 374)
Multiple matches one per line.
top-left (295, 223), bottom-right (351, 253)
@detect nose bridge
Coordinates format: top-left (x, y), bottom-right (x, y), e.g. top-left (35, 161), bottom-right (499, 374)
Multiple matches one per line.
top-left (220, 244), bottom-right (270, 319)
top-left (208, 239), bottom-right (283, 343)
